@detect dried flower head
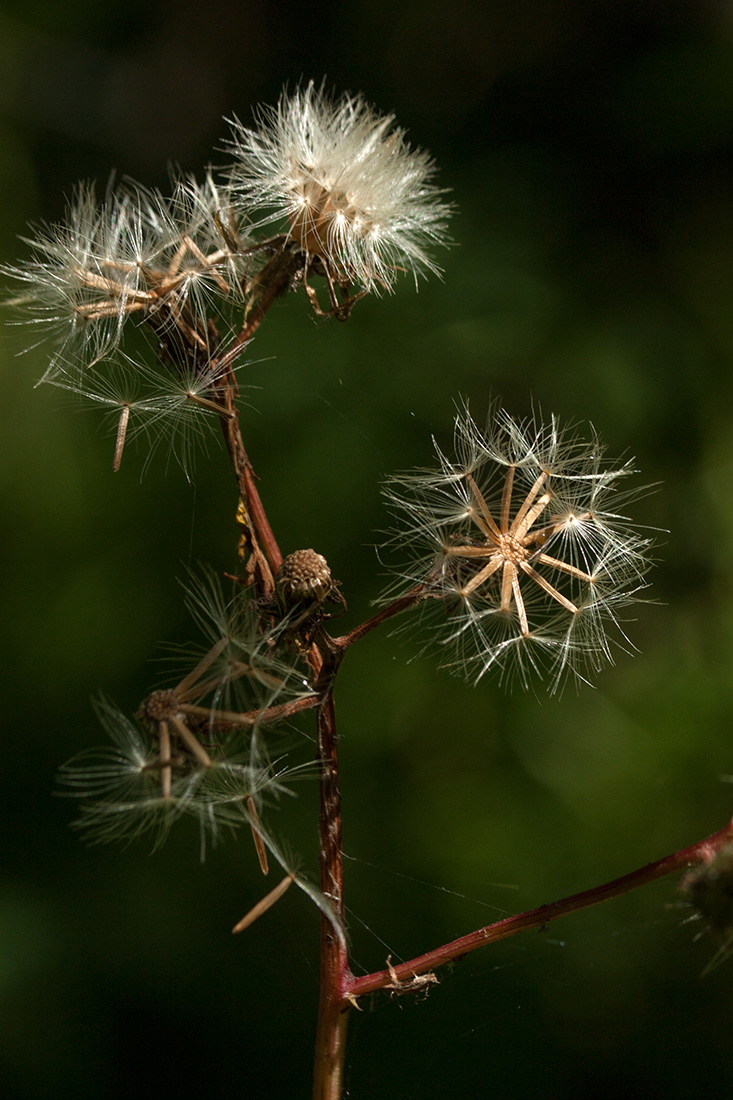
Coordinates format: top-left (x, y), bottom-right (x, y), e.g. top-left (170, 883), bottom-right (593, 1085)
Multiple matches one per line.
top-left (680, 841), bottom-right (733, 973)
top-left (4, 172), bottom-right (249, 383)
top-left (277, 549), bottom-right (333, 605)
top-left (58, 573), bottom-right (318, 852)
top-left (226, 82), bottom-right (452, 292)
top-left (382, 403), bottom-right (654, 691)
top-left (56, 696), bottom-right (292, 851)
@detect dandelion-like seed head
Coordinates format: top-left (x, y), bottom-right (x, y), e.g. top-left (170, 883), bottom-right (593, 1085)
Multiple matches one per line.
top-left (4, 173), bottom-right (250, 383)
top-left (226, 81), bottom-right (452, 292)
top-left (58, 696), bottom-right (298, 852)
top-left (383, 403), bottom-right (654, 692)
top-left (58, 573), bottom-right (317, 852)
top-left (4, 183), bottom-right (147, 379)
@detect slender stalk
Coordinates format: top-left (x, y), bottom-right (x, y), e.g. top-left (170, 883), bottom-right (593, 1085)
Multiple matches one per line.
top-left (180, 694), bottom-right (318, 728)
top-left (210, 335), bottom-right (351, 1094)
top-left (347, 818), bottom-right (733, 998)
top-left (312, 662), bottom-right (351, 1100)
top-left (213, 369), bottom-right (282, 595)
top-left (217, 246), bottom-right (297, 372)
top-left (238, 249), bottom-right (296, 344)
top-left (200, 274), bottom-right (353, 1093)
top-left (331, 586), bottom-right (427, 651)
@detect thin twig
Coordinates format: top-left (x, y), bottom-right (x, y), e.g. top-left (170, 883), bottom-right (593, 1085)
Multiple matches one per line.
top-left (330, 586), bottom-right (427, 652)
top-left (346, 818), bottom-right (733, 998)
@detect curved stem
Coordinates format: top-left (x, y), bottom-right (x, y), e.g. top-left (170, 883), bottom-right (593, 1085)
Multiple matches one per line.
top-left (347, 818), bottom-right (733, 998)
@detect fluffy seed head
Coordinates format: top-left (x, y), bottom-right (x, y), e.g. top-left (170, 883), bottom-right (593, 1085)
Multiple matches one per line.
top-left (226, 81), bottom-right (452, 292)
top-left (3, 173), bottom-right (250, 383)
top-left (382, 403), bottom-right (654, 692)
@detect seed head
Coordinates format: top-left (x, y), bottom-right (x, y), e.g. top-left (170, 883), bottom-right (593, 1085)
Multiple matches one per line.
top-left (382, 403), bottom-right (654, 691)
top-left (4, 172), bottom-right (249, 383)
top-left (57, 572), bottom-right (317, 852)
top-left (226, 82), bottom-right (452, 292)
top-left (680, 841), bottom-right (733, 973)
top-left (277, 549), bottom-right (333, 605)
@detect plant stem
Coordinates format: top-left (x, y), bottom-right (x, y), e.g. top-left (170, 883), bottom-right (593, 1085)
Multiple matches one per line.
top-left (211, 306), bottom-right (351, 1092)
top-left (347, 818), bottom-right (733, 997)
top-left (331, 586), bottom-right (427, 651)
top-left (214, 369), bottom-right (282, 595)
top-left (312, 657), bottom-right (351, 1099)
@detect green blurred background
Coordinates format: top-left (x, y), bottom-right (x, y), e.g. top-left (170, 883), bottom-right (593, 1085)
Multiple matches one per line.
top-left (3, 1), bottom-right (733, 1096)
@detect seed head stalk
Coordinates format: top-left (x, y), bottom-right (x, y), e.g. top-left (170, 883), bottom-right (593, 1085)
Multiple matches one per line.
top-left (215, 367), bottom-right (282, 590)
top-left (211, 355), bottom-right (351, 1094)
top-left (312, 672), bottom-right (351, 1100)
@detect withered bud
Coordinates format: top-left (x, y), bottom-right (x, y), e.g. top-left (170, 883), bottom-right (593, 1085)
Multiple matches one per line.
top-left (277, 549), bottom-right (333, 606)
top-left (681, 841), bottom-right (733, 936)
top-left (137, 689), bottom-right (183, 729)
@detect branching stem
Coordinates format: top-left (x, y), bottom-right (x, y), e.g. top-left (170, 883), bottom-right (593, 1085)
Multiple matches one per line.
top-left (346, 818), bottom-right (733, 998)
top-left (331, 586), bottom-right (427, 651)
top-left (185, 254), bottom-right (729, 1100)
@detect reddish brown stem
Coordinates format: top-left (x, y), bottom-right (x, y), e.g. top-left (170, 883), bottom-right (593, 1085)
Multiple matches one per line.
top-left (312, 663), bottom-right (351, 1100)
top-left (214, 372), bottom-right (282, 594)
top-left (347, 818), bottom-right (733, 998)
top-left (331, 586), bottom-right (427, 651)
top-left (242, 461), bottom-right (283, 574)
top-left (238, 251), bottom-right (294, 343)
top-left (216, 246), bottom-right (296, 372)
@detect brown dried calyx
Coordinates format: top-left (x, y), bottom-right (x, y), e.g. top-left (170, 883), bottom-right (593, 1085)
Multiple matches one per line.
top-left (137, 689), bottom-right (184, 728)
top-left (276, 549), bottom-right (334, 606)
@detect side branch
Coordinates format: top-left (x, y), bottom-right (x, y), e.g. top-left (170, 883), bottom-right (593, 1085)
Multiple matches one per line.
top-left (181, 693), bottom-right (318, 729)
top-left (347, 818), bottom-right (733, 998)
top-left (332, 586), bottom-right (427, 651)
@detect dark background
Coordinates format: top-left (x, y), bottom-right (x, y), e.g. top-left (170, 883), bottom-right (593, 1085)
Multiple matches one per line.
top-left (2, 1), bottom-right (733, 1096)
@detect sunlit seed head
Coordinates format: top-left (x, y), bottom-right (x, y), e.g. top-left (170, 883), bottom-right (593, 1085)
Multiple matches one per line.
top-left (381, 401), bottom-right (655, 692)
top-left (225, 81), bottom-right (452, 292)
top-left (3, 172), bottom-right (251, 383)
